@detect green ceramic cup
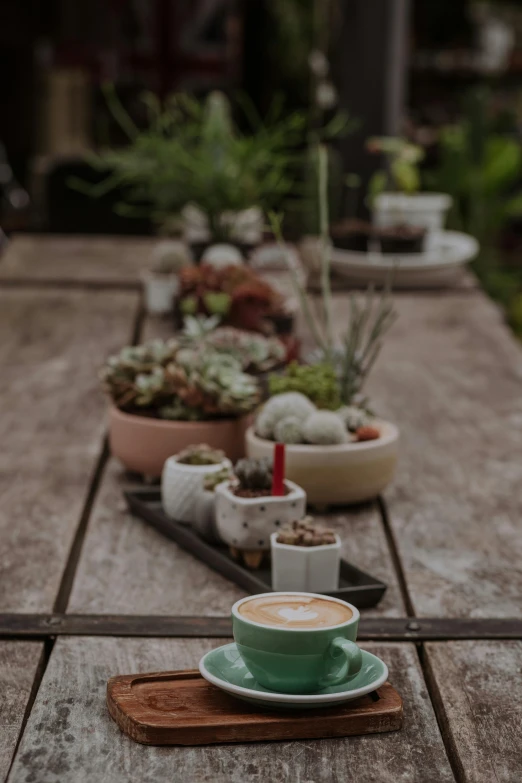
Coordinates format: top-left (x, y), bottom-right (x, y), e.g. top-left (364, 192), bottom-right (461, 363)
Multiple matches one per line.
top-left (231, 592), bottom-right (362, 694)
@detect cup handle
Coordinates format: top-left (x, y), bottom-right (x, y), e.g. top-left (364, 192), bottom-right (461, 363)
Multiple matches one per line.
top-left (319, 638), bottom-right (363, 688)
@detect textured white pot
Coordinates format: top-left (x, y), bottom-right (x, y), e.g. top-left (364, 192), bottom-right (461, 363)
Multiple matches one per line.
top-left (142, 272), bottom-right (179, 315)
top-left (161, 456), bottom-right (232, 524)
top-left (246, 421), bottom-right (399, 506)
top-left (374, 193), bottom-right (452, 233)
top-left (270, 532), bottom-right (341, 592)
top-left (214, 480), bottom-right (306, 551)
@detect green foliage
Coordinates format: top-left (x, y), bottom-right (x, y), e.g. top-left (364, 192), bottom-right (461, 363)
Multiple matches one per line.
top-left (426, 89), bottom-right (522, 243)
top-left (367, 136), bottom-right (425, 198)
top-left (269, 362), bottom-right (340, 409)
top-left (73, 87), bottom-right (306, 238)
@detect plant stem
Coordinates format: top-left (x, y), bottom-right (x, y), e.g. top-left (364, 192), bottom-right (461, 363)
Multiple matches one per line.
top-left (318, 144), bottom-right (334, 358)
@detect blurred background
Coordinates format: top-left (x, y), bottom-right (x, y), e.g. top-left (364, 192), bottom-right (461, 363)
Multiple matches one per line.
top-left (3, 0), bottom-right (522, 330)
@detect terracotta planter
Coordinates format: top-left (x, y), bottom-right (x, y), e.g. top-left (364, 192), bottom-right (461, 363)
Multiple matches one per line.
top-left (214, 479), bottom-right (306, 553)
top-left (108, 406), bottom-right (251, 478)
top-left (246, 421), bottom-right (399, 506)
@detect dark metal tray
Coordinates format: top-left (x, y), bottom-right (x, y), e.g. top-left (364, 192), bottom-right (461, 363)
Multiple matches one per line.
top-left (125, 490), bottom-right (387, 609)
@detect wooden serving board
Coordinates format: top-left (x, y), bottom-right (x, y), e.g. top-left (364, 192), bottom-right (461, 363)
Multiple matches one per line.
top-left (107, 669), bottom-right (403, 745)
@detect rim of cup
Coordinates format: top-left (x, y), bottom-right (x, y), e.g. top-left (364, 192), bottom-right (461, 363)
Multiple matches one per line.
top-left (231, 592), bottom-right (360, 632)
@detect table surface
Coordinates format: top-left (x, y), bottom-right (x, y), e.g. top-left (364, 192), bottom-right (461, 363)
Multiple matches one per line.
top-left (1, 234), bottom-right (521, 783)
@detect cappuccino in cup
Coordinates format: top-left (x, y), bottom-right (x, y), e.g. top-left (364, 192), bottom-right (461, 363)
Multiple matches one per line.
top-left (238, 594), bottom-right (352, 629)
top-left (232, 592), bottom-right (362, 694)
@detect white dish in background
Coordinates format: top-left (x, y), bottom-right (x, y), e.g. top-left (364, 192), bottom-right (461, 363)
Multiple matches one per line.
top-left (331, 230), bottom-right (479, 289)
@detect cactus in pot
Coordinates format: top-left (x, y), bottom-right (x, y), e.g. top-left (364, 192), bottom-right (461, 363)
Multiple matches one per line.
top-left (214, 452), bottom-right (306, 569)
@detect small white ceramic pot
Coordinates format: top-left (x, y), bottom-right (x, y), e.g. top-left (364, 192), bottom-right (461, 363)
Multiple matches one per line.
top-left (161, 456), bottom-right (232, 524)
top-left (214, 480), bottom-right (306, 552)
top-left (142, 272), bottom-right (179, 315)
top-left (192, 489), bottom-right (220, 542)
top-left (270, 532), bottom-right (341, 593)
top-left (373, 192), bottom-right (452, 234)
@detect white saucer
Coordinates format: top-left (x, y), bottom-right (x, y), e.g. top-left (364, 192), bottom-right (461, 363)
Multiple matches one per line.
top-left (199, 642), bottom-right (389, 709)
top-left (331, 230), bottom-right (479, 289)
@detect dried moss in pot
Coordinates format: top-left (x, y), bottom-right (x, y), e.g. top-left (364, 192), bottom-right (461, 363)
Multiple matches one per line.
top-left (276, 517), bottom-right (337, 547)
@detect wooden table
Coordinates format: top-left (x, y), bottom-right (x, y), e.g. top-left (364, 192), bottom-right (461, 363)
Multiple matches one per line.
top-left (1, 235), bottom-right (521, 783)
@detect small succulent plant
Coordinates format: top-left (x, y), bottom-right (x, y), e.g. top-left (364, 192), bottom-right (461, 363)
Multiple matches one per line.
top-left (234, 457), bottom-right (273, 492)
top-left (151, 240), bottom-right (192, 275)
top-left (176, 444), bottom-right (226, 465)
top-left (199, 327), bottom-right (286, 373)
top-left (255, 392), bottom-right (316, 440)
top-left (269, 362), bottom-right (341, 410)
top-left (303, 411), bottom-right (347, 445)
top-left (203, 465), bottom-right (233, 491)
top-left (276, 517), bottom-right (337, 547)
top-left (100, 339), bottom-right (259, 420)
top-left (273, 416), bottom-right (305, 444)
top-left (335, 405), bottom-right (370, 433)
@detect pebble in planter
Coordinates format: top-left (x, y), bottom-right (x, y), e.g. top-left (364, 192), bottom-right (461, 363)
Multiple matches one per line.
top-left (162, 444), bottom-right (232, 525)
top-left (271, 517), bottom-right (341, 593)
top-left (142, 240), bottom-right (192, 316)
top-left (215, 450), bottom-right (306, 569)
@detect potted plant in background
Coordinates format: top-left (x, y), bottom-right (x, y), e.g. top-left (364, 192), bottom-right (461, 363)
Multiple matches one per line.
top-left (247, 147), bottom-right (399, 506)
top-left (142, 239), bottom-right (192, 316)
top-left (100, 339), bottom-right (259, 477)
top-left (271, 516), bottom-right (341, 592)
top-left (73, 88), bottom-right (306, 258)
top-left (176, 264), bottom-right (297, 351)
top-left (215, 447), bottom-right (306, 568)
top-left (367, 136), bottom-right (452, 242)
top-left (161, 444), bottom-right (231, 524)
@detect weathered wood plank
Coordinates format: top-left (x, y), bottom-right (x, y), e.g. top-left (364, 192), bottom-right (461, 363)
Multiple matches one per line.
top-left (425, 641), bottom-right (522, 783)
top-left (0, 288), bottom-right (138, 611)
top-left (0, 642), bottom-right (43, 782)
top-left (0, 235), bottom-right (156, 286)
top-left (8, 637), bottom-right (454, 783)
top-left (335, 290), bottom-right (522, 618)
top-left (67, 461), bottom-right (405, 617)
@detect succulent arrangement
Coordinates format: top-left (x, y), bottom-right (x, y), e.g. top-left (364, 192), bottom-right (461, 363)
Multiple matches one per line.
top-left (203, 466), bottom-right (233, 492)
top-left (254, 391), bottom-right (379, 445)
top-left (100, 339), bottom-right (259, 421)
top-left (176, 444), bottom-right (226, 466)
top-left (233, 457), bottom-right (274, 497)
top-left (194, 326), bottom-right (286, 374)
top-left (276, 517), bottom-right (337, 547)
top-left (178, 264), bottom-right (284, 333)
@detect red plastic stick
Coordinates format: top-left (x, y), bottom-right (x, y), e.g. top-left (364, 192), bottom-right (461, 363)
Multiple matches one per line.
top-left (272, 443), bottom-right (286, 496)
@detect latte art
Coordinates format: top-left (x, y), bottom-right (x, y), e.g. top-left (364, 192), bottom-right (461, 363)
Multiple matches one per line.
top-left (238, 595), bottom-right (352, 629)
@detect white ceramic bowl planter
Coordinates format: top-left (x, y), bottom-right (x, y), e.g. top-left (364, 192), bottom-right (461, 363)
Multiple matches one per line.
top-left (214, 480), bottom-right (306, 554)
top-left (246, 421), bottom-right (399, 507)
top-left (373, 193), bottom-right (452, 234)
top-left (141, 271), bottom-right (180, 315)
top-left (161, 456), bottom-right (232, 524)
top-left (270, 532), bottom-right (341, 593)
